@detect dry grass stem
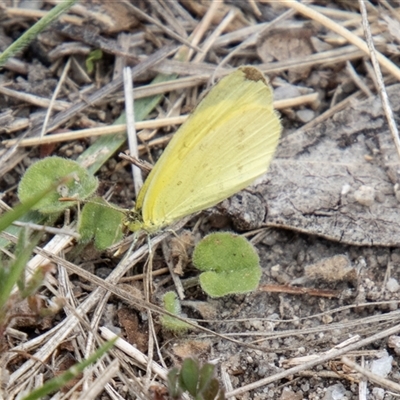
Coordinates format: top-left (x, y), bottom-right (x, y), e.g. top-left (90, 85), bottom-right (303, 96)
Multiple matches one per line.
top-left (3, 93), bottom-right (316, 148)
top-left (342, 356), bottom-right (400, 393)
top-left (274, 0), bottom-right (400, 81)
top-left (359, 0), bottom-right (400, 160)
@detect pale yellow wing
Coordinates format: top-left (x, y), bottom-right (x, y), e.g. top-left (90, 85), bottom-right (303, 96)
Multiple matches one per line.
top-left (135, 66), bottom-right (281, 232)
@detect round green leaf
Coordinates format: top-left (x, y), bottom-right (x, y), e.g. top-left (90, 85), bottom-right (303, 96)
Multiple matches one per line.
top-left (78, 198), bottom-right (124, 250)
top-left (18, 157), bottom-right (98, 214)
top-left (193, 232), bottom-right (261, 297)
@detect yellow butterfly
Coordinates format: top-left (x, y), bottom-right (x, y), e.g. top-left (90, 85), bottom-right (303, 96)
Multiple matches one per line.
top-left (127, 66), bottom-right (281, 233)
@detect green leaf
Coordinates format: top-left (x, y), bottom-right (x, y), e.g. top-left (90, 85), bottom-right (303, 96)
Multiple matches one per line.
top-left (193, 232), bottom-right (261, 298)
top-left (18, 157), bottom-right (98, 214)
top-left (179, 358), bottom-right (199, 396)
top-left (198, 363), bottom-right (216, 394)
top-left (0, 230), bottom-right (41, 310)
top-left (0, 189), bottom-right (62, 234)
top-left (167, 367), bottom-right (183, 399)
top-left (161, 291), bottom-right (191, 333)
top-left (86, 49), bottom-right (103, 74)
top-left (167, 358), bottom-right (225, 400)
top-left (0, 0), bottom-right (78, 67)
top-left (201, 378), bottom-right (225, 400)
top-left (78, 198), bottom-right (124, 250)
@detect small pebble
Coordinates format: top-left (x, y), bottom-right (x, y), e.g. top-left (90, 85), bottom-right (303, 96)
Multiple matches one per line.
top-left (323, 383), bottom-right (347, 400)
top-left (371, 387), bottom-right (385, 400)
top-left (296, 109), bottom-right (314, 123)
top-left (322, 314), bottom-right (333, 324)
top-left (371, 352), bottom-right (392, 377)
top-left (354, 185), bottom-right (375, 206)
top-left (73, 144), bottom-right (84, 153)
top-left (280, 388), bottom-right (302, 400)
top-left (388, 335), bottom-right (400, 355)
top-left (341, 184), bottom-right (351, 195)
top-left (273, 84), bottom-right (302, 101)
top-left (386, 277), bottom-right (400, 293)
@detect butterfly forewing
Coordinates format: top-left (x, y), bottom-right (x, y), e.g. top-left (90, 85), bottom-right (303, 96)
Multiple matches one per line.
top-left (135, 67), bottom-right (281, 232)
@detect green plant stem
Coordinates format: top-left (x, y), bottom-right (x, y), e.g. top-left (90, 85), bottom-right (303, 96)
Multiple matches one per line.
top-left (0, 0), bottom-right (78, 67)
top-left (0, 178), bottom-right (70, 232)
top-left (0, 232), bottom-right (41, 310)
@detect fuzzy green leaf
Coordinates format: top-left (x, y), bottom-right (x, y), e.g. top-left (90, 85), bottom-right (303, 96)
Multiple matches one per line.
top-left (78, 198), bottom-right (124, 250)
top-left (161, 291), bottom-right (191, 333)
top-left (18, 157), bottom-right (98, 214)
top-left (193, 232), bottom-right (261, 298)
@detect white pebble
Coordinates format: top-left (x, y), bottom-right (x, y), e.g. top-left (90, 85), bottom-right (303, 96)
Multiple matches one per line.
top-left (354, 185), bottom-right (375, 206)
top-left (386, 278), bottom-right (400, 293)
top-left (341, 184), bottom-right (351, 195)
top-left (388, 335), bottom-right (400, 355)
top-left (372, 387), bottom-right (385, 400)
top-left (323, 383), bottom-right (347, 400)
top-left (296, 109), bottom-right (314, 123)
top-left (370, 352), bottom-right (393, 377)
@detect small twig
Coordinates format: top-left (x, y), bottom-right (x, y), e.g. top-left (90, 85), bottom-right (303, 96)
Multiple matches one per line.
top-left (11, 221), bottom-right (80, 239)
top-left (292, 90), bottom-right (362, 136)
top-left (40, 57), bottom-right (72, 138)
top-left (122, 1), bottom-right (200, 52)
top-left (258, 284), bottom-right (340, 298)
top-left (118, 153), bottom-right (153, 174)
top-left (226, 323), bottom-right (400, 398)
top-left (363, 59), bottom-right (380, 91)
top-left (3, 118), bottom-right (180, 148)
top-left (0, 0), bottom-right (78, 67)
top-left (214, 8), bottom-right (295, 77)
top-left (26, 45), bottom-right (177, 138)
top-left (161, 240), bottom-right (185, 300)
top-left (248, 0), bottom-right (262, 17)
top-left (4, 6), bottom-right (83, 25)
top-left (3, 93), bottom-right (317, 148)
top-left (193, 9), bottom-right (237, 64)
top-left (119, 267), bottom-right (169, 282)
top-left (342, 356), bottom-right (400, 393)
top-left (0, 85), bottom-right (70, 111)
top-left (100, 327), bottom-right (167, 380)
top-left (79, 359), bottom-right (120, 399)
top-left (358, 0), bottom-right (400, 160)
top-left (185, 0), bottom-right (221, 61)
top-left (345, 60), bottom-right (373, 97)
top-left (123, 67), bottom-right (143, 197)
top-left (274, 0), bottom-right (400, 81)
